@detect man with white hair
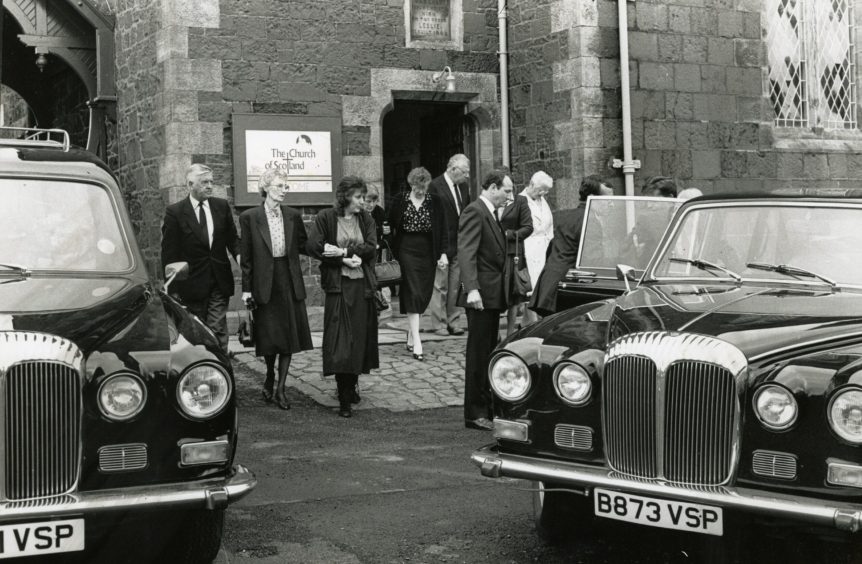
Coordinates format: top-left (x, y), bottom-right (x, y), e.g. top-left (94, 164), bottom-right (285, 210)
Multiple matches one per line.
top-left (162, 164), bottom-right (241, 352)
top-left (678, 187), bottom-right (704, 201)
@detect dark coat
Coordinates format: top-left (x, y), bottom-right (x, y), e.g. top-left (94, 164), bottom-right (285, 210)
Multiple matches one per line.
top-left (387, 191), bottom-right (449, 261)
top-left (498, 194), bottom-right (534, 260)
top-left (457, 198), bottom-right (507, 311)
top-left (239, 204), bottom-right (308, 304)
top-left (427, 173), bottom-right (470, 259)
top-left (161, 196), bottom-right (240, 302)
top-left (306, 207), bottom-right (378, 296)
top-left (529, 202), bottom-right (586, 317)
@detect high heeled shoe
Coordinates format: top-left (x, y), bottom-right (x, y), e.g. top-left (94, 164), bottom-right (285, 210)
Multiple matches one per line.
top-left (412, 353), bottom-right (425, 362)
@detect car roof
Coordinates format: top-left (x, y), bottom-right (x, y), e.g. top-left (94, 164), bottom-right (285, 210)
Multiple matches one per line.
top-left (687, 190), bottom-right (862, 203)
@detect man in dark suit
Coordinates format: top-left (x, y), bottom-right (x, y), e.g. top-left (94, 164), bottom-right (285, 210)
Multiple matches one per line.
top-left (162, 164), bottom-right (241, 352)
top-left (458, 169), bottom-right (513, 431)
top-left (528, 174), bottom-right (604, 317)
top-left (427, 153), bottom-right (471, 336)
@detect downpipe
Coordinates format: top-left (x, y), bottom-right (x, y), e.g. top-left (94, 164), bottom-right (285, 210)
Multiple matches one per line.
top-left (498, 0), bottom-right (510, 168)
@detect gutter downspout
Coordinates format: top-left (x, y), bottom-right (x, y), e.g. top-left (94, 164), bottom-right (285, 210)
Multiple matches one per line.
top-left (498, 0), bottom-right (510, 168)
top-left (613, 0), bottom-right (639, 196)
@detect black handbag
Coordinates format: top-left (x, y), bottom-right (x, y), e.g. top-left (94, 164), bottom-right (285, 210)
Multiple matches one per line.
top-left (507, 231), bottom-right (532, 304)
top-left (374, 240), bottom-right (402, 288)
top-left (237, 308), bottom-right (255, 347)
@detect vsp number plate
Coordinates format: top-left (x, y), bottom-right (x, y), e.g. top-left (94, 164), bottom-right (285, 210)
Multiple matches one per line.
top-left (594, 489), bottom-right (723, 536)
top-left (0, 518), bottom-right (84, 559)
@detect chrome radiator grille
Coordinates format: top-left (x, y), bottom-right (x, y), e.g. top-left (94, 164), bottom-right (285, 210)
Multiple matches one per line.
top-left (603, 332), bottom-right (745, 486)
top-left (5, 362), bottom-right (81, 500)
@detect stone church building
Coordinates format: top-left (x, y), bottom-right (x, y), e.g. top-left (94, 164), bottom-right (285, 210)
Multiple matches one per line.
top-left (3, 0), bottom-right (860, 299)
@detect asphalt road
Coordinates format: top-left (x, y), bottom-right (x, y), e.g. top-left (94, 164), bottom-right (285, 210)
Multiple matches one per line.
top-left (219, 359), bottom-right (861, 564)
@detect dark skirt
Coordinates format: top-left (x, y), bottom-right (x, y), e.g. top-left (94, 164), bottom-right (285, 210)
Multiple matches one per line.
top-left (254, 257), bottom-right (314, 356)
top-left (322, 277), bottom-right (379, 376)
top-left (398, 232), bottom-right (435, 314)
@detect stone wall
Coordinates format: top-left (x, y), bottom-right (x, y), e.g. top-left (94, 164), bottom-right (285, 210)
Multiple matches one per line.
top-left (510, 0), bottom-right (862, 207)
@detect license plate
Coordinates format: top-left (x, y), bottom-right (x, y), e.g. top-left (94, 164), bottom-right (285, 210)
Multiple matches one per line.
top-left (594, 489), bottom-right (723, 536)
top-left (0, 518), bottom-right (84, 559)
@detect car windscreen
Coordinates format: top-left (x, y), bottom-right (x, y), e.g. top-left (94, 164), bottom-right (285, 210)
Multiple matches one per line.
top-left (652, 203), bottom-right (862, 286)
top-left (0, 178), bottom-right (133, 272)
top-left (577, 196), bottom-right (681, 273)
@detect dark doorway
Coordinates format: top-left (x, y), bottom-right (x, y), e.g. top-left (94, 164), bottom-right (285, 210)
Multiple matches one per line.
top-left (381, 100), bottom-right (477, 205)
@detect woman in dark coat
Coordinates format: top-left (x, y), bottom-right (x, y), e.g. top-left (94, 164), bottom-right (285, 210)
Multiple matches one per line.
top-left (240, 169), bottom-right (314, 410)
top-left (306, 175), bottom-right (379, 418)
top-left (498, 191), bottom-right (534, 335)
top-left (387, 167), bottom-right (448, 361)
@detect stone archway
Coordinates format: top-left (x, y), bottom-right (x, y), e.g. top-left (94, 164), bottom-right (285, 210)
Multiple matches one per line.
top-left (1, 0), bottom-right (115, 162)
top-left (342, 68), bottom-right (500, 189)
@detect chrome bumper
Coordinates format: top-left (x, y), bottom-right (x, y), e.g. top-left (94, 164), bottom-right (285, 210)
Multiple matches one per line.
top-left (0, 464), bottom-right (256, 523)
top-left (472, 445), bottom-right (862, 533)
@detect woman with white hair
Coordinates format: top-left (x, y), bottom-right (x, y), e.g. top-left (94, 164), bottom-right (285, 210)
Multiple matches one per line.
top-left (520, 171), bottom-right (554, 326)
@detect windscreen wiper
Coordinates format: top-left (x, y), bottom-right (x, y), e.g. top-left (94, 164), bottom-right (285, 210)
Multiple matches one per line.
top-left (668, 257), bottom-right (742, 282)
top-left (0, 263), bottom-right (30, 277)
top-left (746, 262), bottom-right (837, 288)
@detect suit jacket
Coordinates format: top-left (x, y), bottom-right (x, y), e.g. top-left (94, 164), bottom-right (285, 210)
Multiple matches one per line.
top-left (427, 173), bottom-right (470, 259)
top-left (529, 202), bottom-right (586, 316)
top-left (306, 207), bottom-right (378, 296)
top-left (498, 194), bottom-right (534, 260)
top-left (457, 198), bottom-right (507, 311)
top-left (161, 196), bottom-right (240, 301)
top-left (387, 192), bottom-right (449, 261)
top-left (239, 204), bottom-right (308, 305)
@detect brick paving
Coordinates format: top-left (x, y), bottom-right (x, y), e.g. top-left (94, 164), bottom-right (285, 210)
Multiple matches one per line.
top-left (230, 314), bottom-right (472, 412)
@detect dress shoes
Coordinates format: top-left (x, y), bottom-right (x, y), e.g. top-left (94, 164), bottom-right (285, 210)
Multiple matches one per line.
top-left (447, 326), bottom-right (465, 336)
top-left (433, 328), bottom-right (450, 337)
top-left (465, 418), bottom-right (494, 431)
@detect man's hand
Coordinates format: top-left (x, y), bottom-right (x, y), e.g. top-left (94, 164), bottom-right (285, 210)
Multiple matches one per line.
top-left (467, 289), bottom-right (483, 310)
top-left (382, 225), bottom-right (391, 235)
top-left (342, 255), bottom-right (362, 268)
top-left (437, 254), bottom-right (448, 269)
top-left (323, 243), bottom-right (345, 257)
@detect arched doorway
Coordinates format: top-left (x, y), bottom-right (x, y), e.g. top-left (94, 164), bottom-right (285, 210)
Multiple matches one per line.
top-left (381, 100), bottom-right (478, 204)
top-left (0, 0), bottom-right (115, 165)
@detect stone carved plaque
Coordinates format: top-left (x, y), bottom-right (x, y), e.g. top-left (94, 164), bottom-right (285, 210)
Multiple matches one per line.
top-left (411, 0), bottom-right (450, 40)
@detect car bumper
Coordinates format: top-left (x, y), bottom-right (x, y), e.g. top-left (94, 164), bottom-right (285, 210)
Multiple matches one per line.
top-left (472, 445), bottom-right (862, 533)
top-left (0, 464), bottom-right (256, 523)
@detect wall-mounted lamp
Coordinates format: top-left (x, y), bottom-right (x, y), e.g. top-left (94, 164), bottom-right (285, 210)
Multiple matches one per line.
top-left (35, 49), bottom-right (49, 73)
top-left (432, 66), bottom-right (456, 92)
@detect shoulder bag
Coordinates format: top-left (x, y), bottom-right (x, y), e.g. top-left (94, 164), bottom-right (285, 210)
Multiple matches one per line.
top-left (374, 239), bottom-right (402, 288)
top-left (508, 231), bottom-right (532, 304)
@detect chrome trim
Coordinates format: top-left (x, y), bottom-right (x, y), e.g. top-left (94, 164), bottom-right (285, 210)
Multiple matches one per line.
top-left (471, 446), bottom-right (862, 533)
top-left (752, 450), bottom-right (797, 480)
top-left (97, 372), bottom-right (148, 421)
top-left (176, 362), bottom-right (233, 420)
top-left (98, 443), bottom-right (148, 473)
top-left (0, 465), bottom-right (256, 522)
top-left (752, 385), bottom-right (799, 430)
top-left (487, 352), bottom-right (531, 402)
top-left (552, 362), bottom-right (592, 406)
top-left (827, 387), bottom-right (862, 444)
top-left (0, 332), bottom-right (84, 373)
top-left (554, 424), bottom-right (593, 451)
top-left (602, 332), bottom-right (746, 486)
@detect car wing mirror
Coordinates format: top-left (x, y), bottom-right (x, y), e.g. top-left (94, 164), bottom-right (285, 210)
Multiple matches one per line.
top-left (616, 264), bottom-right (637, 293)
top-left (164, 261), bottom-right (189, 292)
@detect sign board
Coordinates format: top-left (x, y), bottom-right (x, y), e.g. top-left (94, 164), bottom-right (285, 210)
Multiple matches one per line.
top-left (231, 114), bottom-right (342, 207)
top-left (410, 0), bottom-right (451, 40)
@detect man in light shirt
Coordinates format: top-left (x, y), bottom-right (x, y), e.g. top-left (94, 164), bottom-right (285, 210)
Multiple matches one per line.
top-left (161, 164), bottom-right (241, 352)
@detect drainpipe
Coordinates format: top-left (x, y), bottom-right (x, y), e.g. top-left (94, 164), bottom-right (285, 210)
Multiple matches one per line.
top-left (498, 0), bottom-right (510, 168)
top-left (613, 0), bottom-right (639, 196)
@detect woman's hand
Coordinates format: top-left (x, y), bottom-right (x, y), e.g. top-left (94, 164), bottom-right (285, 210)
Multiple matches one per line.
top-left (437, 254), bottom-right (448, 269)
top-left (342, 255), bottom-right (362, 268)
top-left (241, 292), bottom-right (252, 304)
top-left (323, 243), bottom-right (345, 257)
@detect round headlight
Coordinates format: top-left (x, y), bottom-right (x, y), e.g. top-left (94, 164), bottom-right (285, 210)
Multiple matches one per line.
top-left (177, 364), bottom-right (232, 419)
top-left (98, 373), bottom-right (146, 421)
top-left (829, 388), bottom-right (862, 444)
top-left (753, 385), bottom-right (797, 430)
top-left (554, 363), bottom-right (592, 406)
top-left (489, 354), bottom-right (531, 401)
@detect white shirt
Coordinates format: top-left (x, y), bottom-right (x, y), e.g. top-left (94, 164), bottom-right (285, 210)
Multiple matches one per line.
top-left (444, 172), bottom-right (462, 215)
top-left (479, 195), bottom-right (496, 216)
top-left (189, 195), bottom-right (213, 248)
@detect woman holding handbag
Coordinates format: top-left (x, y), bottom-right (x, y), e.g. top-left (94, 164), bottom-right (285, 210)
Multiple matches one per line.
top-left (498, 187), bottom-right (534, 336)
top-left (239, 169), bottom-right (314, 410)
top-left (388, 167), bottom-right (449, 361)
top-left (306, 175), bottom-right (379, 418)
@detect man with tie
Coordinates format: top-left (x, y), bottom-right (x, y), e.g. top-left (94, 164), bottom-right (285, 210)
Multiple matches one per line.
top-left (457, 168), bottom-right (513, 431)
top-left (161, 164), bottom-right (241, 352)
top-left (427, 153), bottom-right (471, 336)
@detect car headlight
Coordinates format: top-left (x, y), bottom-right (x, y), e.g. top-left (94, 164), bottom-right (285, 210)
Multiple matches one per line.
top-left (489, 354), bottom-right (531, 401)
top-left (829, 388), bottom-right (862, 444)
top-left (99, 373), bottom-right (146, 421)
top-left (554, 363), bottom-right (592, 406)
top-left (753, 385), bottom-right (797, 430)
top-left (177, 364), bottom-right (232, 419)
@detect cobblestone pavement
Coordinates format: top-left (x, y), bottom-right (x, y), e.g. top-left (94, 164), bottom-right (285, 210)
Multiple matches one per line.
top-left (230, 311), bottom-right (474, 411)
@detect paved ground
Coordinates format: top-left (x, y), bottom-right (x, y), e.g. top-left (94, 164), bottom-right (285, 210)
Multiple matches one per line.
top-left (229, 303), bottom-right (492, 412)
